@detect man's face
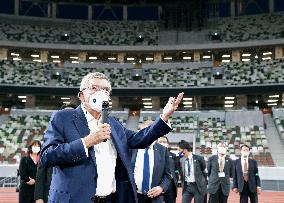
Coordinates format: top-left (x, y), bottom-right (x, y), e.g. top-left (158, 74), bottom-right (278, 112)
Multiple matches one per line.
top-left (80, 78), bottom-right (111, 104)
top-left (241, 146), bottom-right (250, 157)
top-left (157, 137), bottom-right (169, 148)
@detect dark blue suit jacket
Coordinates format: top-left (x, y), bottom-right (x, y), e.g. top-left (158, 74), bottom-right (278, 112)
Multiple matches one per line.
top-left (40, 106), bottom-right (172, 203)
top-left (233, 158), bottom-right (261, 193)
top-left (131, 143), bottom-right (171, 203)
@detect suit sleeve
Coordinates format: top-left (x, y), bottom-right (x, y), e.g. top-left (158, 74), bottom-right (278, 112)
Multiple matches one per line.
top-left (159, 149), bottom-right (171, 192)
top-left (123, 116), bottom-right (172, 149)
top-left (200, 156), bottom-right (207, 181)
top-left (233, 160), bottom-right (238, 189)
top-left (40, 112), bottom-right (87, 168)
top-left (19, 157), bottom-right (29, 183)
top-left (34, 164), bottom-right (46, 200)
top-left (254, 160), bottom-right (261, 187)
top-left (173, 154), bottom-right (179, 181)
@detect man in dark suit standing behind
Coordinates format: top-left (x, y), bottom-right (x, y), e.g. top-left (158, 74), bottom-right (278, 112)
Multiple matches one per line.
top-left (207, 142), bottom-right (234, 203)
top-left (178, 140), bottom-right (207, 203)
top-left (132, 142), bottom-right (171, 203)
top-left (233, 145), bottom-right (261, 203)
top-left (157, 136), bottom-right (179, 203)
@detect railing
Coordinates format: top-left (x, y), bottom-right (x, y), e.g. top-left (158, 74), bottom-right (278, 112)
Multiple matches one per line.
top-left (0, 177), bottom-right (18, 187)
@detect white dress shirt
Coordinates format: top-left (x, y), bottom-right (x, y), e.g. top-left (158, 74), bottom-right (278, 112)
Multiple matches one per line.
top-left (185, 153), bottom-right (195, 183)
top-left (241, 156), bottom-right (249, 174)
top-left (134, 144), bottom-right (155, 193)
top-left (80, 105), bottom-right (117, 196)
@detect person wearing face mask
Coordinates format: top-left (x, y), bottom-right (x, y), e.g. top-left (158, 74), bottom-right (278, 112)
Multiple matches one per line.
top-left (19, 140), bottom-right (41, 203)
top-left (157, 136), bottom-right (179, 203)
top-left (131, 135), bottom-right (171, 203)
top-left (40, 72), bottom-right (184, 203)
top-left (233, 145), bottom-right (261, 203)
top-left (207, 142), bottom-right (234, 203)
top-left (178, 140), bottom-right (207, 203)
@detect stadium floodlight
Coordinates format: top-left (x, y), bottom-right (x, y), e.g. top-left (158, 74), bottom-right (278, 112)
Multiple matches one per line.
top-left (256, 100), bottom-right (259, 104)
top-left (61, 97), bottom-right (70, 100)
top-left (269, 95), bottom-right (279, 98)
top-left (31, 54), bottom-right (40, 58)
top-left (263, 52), bottom-right (272, 55)
top-left (144, 106), bottom-right (153, 109)
top-left (183, 98), bottom-right (192, 101)
top-left (145, 57), bottom-right (153, 61)
top-left (63, 101), bottom-right (71, 104)
top-left (183, 101), bottom-right (192, 105)
top-left (33, 59), bottom-right (42, 62)
top-left (267, 99), bottom-right (278, 103)
top-left (53, 60), bottom-right (61, 63)
top-left (127, 57), bottom-right (135, 61)
top-left (70, 56), bottom-right (79, 59)
top-left (224, 104), bottom-right (233, 108)
top-left (225, 101), bottom-right (235, 104)
top-left (222, 60), bottom-right (230, 63)
top-left (225, 97), bottom-right (235, 100)
top-left (164, 57), bottom-right (172, 60)
top-left (71, 61), bottom-right (79, 64)
top-left (262, 57), bottom-right (271, 60)
top-left (184, 105), bottom-right (192, 108)
top-left (21, 100), bottom-right (26, 103)
top-left (143, 102), bottom-right (152, 105)
top-left (13, 57), bottom-right (21, 61)
top-left (202, 55), bottom-right (211, 59)
top-left (242, 53), bottom-right (251, 57)
top-left (11, 53), bottom-right (19, 56)
top-left (108, 57), bottom-right (116, 60)
top-left (241, 58), bottom-right (250, 62)
top-left (18, 96), bottom-right (26, 99)
top-left (142, 98), bottom-right (151, 101)
top-left (222, 55), bottom-right (231, 58)
top-left (267, 103), bottom-right (277, 106)
top-left (183, 56), bottom-right (192, 60)
top-left (51, 55), bottom-right (59, 59)
top-left (89, 56), bottom-right (97, 60)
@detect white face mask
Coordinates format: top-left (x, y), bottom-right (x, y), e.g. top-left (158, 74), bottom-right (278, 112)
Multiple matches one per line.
top-left (32, 146), bottom-right (40, 154)
top-left (241, 151), bottom-right (250, 157)
top-left (159, 143), bottom-right (168, 148)
top-left (88, 90), bottom-right (109, 113)
top-left (218, 147), bottom-right (227, 156)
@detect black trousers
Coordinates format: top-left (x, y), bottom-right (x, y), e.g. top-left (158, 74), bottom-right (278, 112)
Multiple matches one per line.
top-left (164, 181), bottom-right (177, 203)
top-left (240, 181), bottom-right (258, 203)
top-left (182, 182), bottom-right (204, 203)
top-left (137, 193), bottom-right (152, 203)
top-left (209, 185), bottom-right (228, 203)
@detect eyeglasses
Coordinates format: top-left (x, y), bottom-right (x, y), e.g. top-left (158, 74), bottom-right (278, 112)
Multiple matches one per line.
top-left (82, 85), bottom-right (112, 93)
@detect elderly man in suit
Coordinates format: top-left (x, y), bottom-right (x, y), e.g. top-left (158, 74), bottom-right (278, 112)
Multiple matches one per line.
top-left (157, 136), bottom-right (179, 203)
top-left (233, 145), bottom-right (261, 203)
top-left (207, 142), bottom-right (234, 203)
top-left (40, 72), bottom-right (184, 203)
top-left (178, 140), bottom-right (207, 203)
top-left (131, 141), bottom-right (171, 203)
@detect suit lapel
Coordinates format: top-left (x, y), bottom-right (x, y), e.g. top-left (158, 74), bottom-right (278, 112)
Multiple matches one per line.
top-left (131, 149), bottom-right (138, 166)
top-left (152, 144), bottom-right (161, 187)
top-left (237, 159), bottom-right (243, 175)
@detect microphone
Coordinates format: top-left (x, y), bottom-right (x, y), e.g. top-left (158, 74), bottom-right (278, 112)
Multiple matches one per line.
top-left (101, 101), bottom-right (109, 142)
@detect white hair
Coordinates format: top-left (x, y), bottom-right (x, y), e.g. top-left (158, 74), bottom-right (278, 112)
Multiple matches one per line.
top-left (79, 72), bottom-right (110, 91)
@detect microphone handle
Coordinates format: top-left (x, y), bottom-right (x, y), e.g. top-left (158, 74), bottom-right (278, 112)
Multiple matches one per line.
top-left (101, 108), bottom-right (108, 142)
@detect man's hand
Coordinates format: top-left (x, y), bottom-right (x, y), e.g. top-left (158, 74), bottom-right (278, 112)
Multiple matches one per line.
top-left (35, 199), bottom-right (44, 203)
top-left (161, 92), bottom-right (184, 122)
top-left (232, 188), bottom-right (238, 193)
top-left (257, 187), bottom-right (261, 194)
top-left (147, 186), bottom-right (163, 198)
top-left (26, 177), bottom-right (35, 185)
top-left (83, 123), bottom-right (111, 148)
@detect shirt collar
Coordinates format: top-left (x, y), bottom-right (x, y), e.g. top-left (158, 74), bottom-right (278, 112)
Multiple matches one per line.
top-left (81, 104), bottom-right (100, 123)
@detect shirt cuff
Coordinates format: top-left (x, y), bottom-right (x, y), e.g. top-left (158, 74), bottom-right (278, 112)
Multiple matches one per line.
top-left (81, 138), bottom-right (89, 158)
top-left (160, 115), bottom-right (172, 128)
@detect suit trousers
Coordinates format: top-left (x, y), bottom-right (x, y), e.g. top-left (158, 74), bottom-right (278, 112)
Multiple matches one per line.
top-left (137, 193), bottom-right (152, 203)
top-left (240, 181), bottom-right (258, 203)
top-left (182, 182), bottom-right (204, 203)
top-left (209, 185), bottom-right (228, 203)
top-left (164, 181), bottom-right (177, 203)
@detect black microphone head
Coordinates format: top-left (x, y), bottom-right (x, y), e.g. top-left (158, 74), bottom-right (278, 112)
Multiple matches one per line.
top-left (102, 101), bottom-right (109, 109)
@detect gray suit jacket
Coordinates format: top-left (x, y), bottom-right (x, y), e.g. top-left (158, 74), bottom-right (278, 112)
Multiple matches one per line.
top-left (207, 155), bottom-right (234, 196)
top-left (179, 154), bottom-right (207, 195)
